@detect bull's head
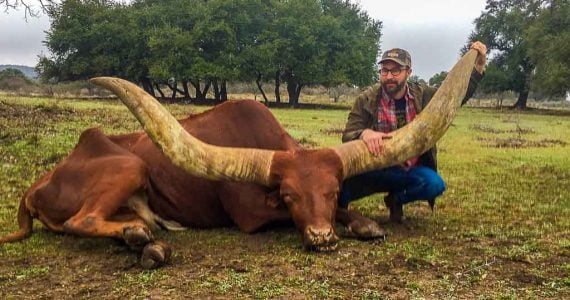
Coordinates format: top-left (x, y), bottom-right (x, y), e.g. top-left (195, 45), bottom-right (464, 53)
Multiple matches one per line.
top-left (91, 50), bottom-right (478, 251)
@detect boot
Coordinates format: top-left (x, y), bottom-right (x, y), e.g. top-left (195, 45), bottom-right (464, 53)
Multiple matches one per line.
top-left (384, 193), bottom-right (403, 223)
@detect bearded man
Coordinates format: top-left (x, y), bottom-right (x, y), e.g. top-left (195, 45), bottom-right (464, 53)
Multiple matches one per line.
top-left (340, 41), bottom-right (487, 222)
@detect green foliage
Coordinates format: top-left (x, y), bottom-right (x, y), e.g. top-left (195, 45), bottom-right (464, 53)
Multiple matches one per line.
top-left (467, 0), bottom-right (570, 105)
top-left (428, 71), bottom-right (448, 87)
top-left (408, 75), bottom-right (427, 86)
top-left (525, 0), bottom-right (570, 96)
top-left (0, 68), bottom-right (34, 90)
top-left (272, 0), bottom-right (381, 103)
top-left (38, 0), bottom-right (143, 82)
top-left (38, 0), bottom-right (382, 104)
top-left (0, 68), bottom-right (29, 81)
top-left (479, 63), bottom-right (511, 95)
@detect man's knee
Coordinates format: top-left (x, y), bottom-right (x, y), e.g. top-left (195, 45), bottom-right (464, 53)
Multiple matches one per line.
top-left (412, 167), bottom-right (446, 200)
top-left (424, 174), bottom-right (446, 199)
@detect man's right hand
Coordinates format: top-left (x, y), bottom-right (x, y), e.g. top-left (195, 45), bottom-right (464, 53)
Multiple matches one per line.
top-left (360, 129), bottom-right (392, 156)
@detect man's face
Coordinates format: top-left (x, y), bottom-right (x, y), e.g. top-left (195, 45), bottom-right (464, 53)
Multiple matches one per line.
top-left (380, 61), bottom-right (411, 98)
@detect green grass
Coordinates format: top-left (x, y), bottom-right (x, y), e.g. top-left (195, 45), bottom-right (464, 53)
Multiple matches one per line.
top-left (0, 95), bottom-right (569, 299)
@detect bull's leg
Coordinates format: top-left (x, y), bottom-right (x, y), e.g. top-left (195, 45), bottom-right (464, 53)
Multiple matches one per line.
top-left (65, 209), bottom-right (170, 269)
top-left (336, 208), bottom-right (386, 240)
top-left (59, 162), bottom-right (170, 268)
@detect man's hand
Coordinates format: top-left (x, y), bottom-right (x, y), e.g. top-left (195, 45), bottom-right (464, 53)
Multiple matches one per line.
top-left (360, 129), bottom-right (392, 156)
top-left (471, 41), bottom-right (487, 74)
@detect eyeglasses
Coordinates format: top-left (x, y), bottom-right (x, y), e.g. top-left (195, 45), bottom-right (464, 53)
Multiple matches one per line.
top-left (380, 67), bottom-right (408, 76)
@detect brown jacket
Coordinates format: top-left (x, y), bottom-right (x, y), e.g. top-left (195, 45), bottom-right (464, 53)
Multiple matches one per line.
top-left (342, 70), bottom-right (483, 171)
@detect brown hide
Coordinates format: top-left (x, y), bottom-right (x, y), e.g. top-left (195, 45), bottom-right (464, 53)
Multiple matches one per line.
top-left (31, 128), bottom-right (148, 234)
top-left (115, 100), bottom-right (303, 229)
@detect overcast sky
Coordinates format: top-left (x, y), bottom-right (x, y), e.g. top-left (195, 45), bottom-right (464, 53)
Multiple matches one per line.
top-left (0, 0), bottom-right (487, 80)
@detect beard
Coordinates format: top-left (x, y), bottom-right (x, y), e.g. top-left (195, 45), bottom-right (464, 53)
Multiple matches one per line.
top-left (382, 78), bottom-right (407, 98)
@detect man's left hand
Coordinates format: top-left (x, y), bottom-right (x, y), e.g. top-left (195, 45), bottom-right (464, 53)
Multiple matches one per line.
top-left (470, 41), bottom-right (487, 74)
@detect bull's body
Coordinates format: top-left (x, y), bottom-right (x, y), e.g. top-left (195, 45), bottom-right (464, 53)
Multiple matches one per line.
top-left (28, 101), bottom-right (314, 230)
top-left (6, 100), bottom-right (376, 267)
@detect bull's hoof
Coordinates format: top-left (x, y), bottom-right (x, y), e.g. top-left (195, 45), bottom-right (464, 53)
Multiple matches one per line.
top-left (123, 226), bottom-right (154, 250)
top-left (346, 219), bottom-right (387, 241)
top-left (140, 241), bottom-right (171, 269)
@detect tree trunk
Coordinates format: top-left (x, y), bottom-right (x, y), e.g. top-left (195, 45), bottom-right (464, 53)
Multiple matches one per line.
top-left (513, 71), bottom-right (532, 110)
top-left (154, 83), bottom-right (165, 98)
top-left (513, 89), bottom-right (529, 109)
top-left (167, 83), bottom-right (177, 100)
top-left (190, 79), bottom-right (205, 101)
top-left (141, 77), bottom-right (155, 97)
top-left (212, 79), bottom-right (221, 101)
top-left (256, 73), bottom-right (269, 103)
top-left (181, 80), bottom-right (191, 99)
top-left (220, 80), bottom-right (228, 101)
top-left (287, 81), bottom-right (303, 107)
top-left (274, 71), bottom-right (281, 103)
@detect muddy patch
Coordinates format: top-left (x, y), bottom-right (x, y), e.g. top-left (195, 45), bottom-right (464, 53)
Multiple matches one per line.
top-left (0, 101), bottom-right (76, 121)
top-left (320, 128), bottom-right (344, 135)
top-left (476, 137), bottom-right (567, 148)
top-left (469, 123), bottom-right (535, 134)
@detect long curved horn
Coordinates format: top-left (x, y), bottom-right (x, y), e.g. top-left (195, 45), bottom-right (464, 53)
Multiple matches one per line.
top-left (90, 77), bottom-right (275, 186)
top-left (333, 50), bottom-right (478, 179)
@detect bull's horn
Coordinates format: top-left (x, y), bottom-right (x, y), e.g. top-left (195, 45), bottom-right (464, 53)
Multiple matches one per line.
top-left (90, 77), bottom-right (275, 186)
top-left (333, 49), bottom-right (478, 179)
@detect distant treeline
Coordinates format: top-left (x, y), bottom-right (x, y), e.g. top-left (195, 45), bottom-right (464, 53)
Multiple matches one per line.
top-left (37, 0), bottom-right (382, 105)
top-left (0, 65), bottom-right (37, 79)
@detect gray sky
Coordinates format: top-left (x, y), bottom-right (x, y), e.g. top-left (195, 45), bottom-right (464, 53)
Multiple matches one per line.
top-left (358, 0), bottom-right (487, 79)
top-left (0, 0), bottom-right (487, 80)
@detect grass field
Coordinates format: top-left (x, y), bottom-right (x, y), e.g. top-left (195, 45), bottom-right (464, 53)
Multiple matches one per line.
top-left (0, 95), bottom-right (569, 299)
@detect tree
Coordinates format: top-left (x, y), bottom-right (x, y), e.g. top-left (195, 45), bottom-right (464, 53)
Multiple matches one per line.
top-left (525, 0), bottom-right (570, 97)
top-left (0, 68), bottom-right (34, 90)
top-left (37, 0), bottom-right (139, 82)
top-left (479, 63), bottom-right (512, 108)
top-left (467, 0), bottom-right (546, 109)
top-left (37, 0), bottom-right (382, 105)
top-left (428, 71), bottom-right (448, 88)
top-left (0, 68), bottom-right (28, 79)
top-left (408, 75), bottom-right (427, 86)
top-left (0, 0), bottom-right (57, 18)
top-left (270, 0), bottom-right (381, 106)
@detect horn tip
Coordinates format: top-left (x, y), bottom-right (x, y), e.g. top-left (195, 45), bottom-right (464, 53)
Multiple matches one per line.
top-left (89, 76), bottom-right (117, 86)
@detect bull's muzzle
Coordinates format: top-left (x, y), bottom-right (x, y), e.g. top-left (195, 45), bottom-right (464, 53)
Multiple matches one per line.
top-left (303, 226), bottom-right (339, 252)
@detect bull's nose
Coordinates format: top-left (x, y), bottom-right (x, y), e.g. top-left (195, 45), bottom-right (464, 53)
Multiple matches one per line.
top-left (304, 226), bottom-right (339, 251)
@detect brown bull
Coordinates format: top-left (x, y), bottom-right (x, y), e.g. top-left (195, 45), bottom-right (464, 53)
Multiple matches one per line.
top-left (0, 51), bottom-right (478, 268)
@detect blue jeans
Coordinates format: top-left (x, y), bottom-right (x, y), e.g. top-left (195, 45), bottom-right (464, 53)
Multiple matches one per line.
top-left (339, 166), bottom-right (446, 208)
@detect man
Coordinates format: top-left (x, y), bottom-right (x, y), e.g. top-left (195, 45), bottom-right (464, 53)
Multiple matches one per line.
top-left (340, 41), bottom-right (487, 222)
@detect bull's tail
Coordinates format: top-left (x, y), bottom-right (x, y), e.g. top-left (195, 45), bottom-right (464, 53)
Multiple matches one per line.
top-left (0, 195), bottom-right (33, 244)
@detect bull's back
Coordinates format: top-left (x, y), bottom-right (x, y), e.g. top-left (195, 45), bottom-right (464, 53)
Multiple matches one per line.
top-left (120, 101), bottom-right (290, 228)
top-left (181, 100), bottom-right (299, 150)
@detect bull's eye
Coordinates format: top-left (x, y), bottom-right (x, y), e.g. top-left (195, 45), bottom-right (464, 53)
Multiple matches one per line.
top-left (282, 195), bottom-right (294, 203)
top-left (325, 191), bottom-right (339, 201)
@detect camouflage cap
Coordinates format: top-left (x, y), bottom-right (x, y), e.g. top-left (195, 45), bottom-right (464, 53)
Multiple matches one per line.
top-left (379, 48), bottom-right (412, 68)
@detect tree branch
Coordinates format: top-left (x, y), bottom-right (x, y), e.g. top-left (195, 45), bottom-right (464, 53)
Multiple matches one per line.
top-left (1, 0), bottom-right (57, 19)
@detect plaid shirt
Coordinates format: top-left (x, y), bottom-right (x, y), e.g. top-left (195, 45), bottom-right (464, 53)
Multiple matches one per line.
top-left (377, 85), bottom-right (418, 166)
top-left (377, 85), bottom-right (417, 133)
